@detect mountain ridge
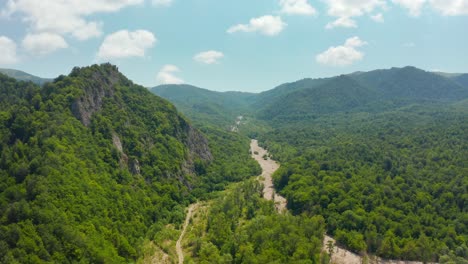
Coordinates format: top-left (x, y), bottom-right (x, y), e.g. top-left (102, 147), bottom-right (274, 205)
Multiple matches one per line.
top-left (0, 68), bottom-right (53, 86)
top-left (151, 66), bottom-right (468, 123)
top-left (0, 64), bottom-right (215, 262)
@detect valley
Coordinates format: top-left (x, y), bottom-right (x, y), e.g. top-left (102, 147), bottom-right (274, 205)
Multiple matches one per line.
top-left (2, 0), bottom-right (467, 263)
top-left (250, 139), bottom-right (287, 212)
top-left (0, 65), bottom-right (467, 263)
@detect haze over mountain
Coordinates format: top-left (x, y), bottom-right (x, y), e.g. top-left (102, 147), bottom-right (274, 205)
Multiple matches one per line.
top-left (153, 66), bottom-right (468, 123)
top-left (0, 68), bottom-right (52, 86)
top-left (152, 84), bottom-right (255, 127)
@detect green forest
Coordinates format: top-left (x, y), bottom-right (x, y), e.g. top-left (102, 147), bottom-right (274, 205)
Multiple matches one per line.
top-left (183, 180), bottom-right (326, 264)
top-left (261, 108), bottom-right (467, 262)
top-left (0, 65), bottom-right (259, 263)
top-left (153, 66), bottom-right (468, 263)
top-left (1, 64), bottom-right (468, 263)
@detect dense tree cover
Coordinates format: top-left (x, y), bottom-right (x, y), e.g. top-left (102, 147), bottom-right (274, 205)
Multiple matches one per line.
top-left (151, 84), bottom-right (255, 129)
top-left (0, 65), bottom-right (260, 263)
top-left (192, 126), bottom-right (261, 196)
top-left (0, 68), bottom-right (195, 263)
top-left (147, 66), bottom-right (468, 262)
top-left (260, 108), bottom-right (467, 261)
top-left (256, 67), bottom-right (468, 122)
top-left (151, 84), bottom-right (262, 196)
top-left (185, 180), bottom-right (326, 263)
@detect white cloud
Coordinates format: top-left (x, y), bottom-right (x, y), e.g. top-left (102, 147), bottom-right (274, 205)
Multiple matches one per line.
top-left (152, 0), bottom-right (173, 7)
top-left (2, 0), bottom-right (143, 40)
top-left (0, 36), bottom-right (18, 64)
top-left (323, 0), bottom-right (386, 28)
top-left (279, 0), bottom-right (317, 15)
top-left (156, 65), bottom-right (184, 84)
top-left (194, 50), bottom-right (224, 64)
top-left (97, 30), bottom-right (156, 60)
top-left (392, 0), bottom-right (426, 16)
top-left (316, 36), bottom-right (368, 66)
top-left (326, 16), bottom-right (357, 29)
top-left (22, 32), bottom-right (68, 56)
top-left (227, 15), bottom-right (287, 36)
top-left (430, 0), bottom-right (468, 16)
top-left (370, 13), bottom-right (384, 22)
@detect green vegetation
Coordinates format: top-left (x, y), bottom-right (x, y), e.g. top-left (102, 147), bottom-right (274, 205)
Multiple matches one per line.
top-left (0, 68), bottom-right (52, 86)
top-left (262, 108), bottom-right (467, 261)
top-left (156, 66), bottom-right (468, 262)
top-left (0, 64), bottom-right (259, 263)
top-left (2, 64), bottom-right (468, 263)
top-left (151, 84), bottom-right (255, 129)
top-left (192, 126), bottom-right (261, 196)
top-left (184, 180), bottom-right (326, 263)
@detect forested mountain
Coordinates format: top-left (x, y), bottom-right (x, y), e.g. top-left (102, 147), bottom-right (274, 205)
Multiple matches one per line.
top-left (151, 84), bottom-right (255, 128)
top-left (156, 66), bottom-right (468, 122)
top-left (0, 68), bottom-right (52, 86)
top-left (2, 64), bottom-right (466, 263)
top-left (257, 75), bottom-right (379, 120)
top-left (452, 73), bottom-right (468, 88)
top-left (351, 66), bottom-right (467, 101)
top-left (254, 78), bottom-right (330, 107)
top-left (257, 66), bottom-right (468, 120)
top-left (0, 64), bottom-right (260, 263)
top-left (155, 66), bottom-right (468, 262)
top-left (253, 68), bottom-right (468, 261)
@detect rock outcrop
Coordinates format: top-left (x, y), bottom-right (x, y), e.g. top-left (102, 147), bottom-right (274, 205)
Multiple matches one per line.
top-left (70, 64), bottom-right (120, 126)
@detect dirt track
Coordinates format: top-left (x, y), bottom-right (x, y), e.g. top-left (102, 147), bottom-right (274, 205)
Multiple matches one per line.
top-left (176, 203), bottom-right (197, 264)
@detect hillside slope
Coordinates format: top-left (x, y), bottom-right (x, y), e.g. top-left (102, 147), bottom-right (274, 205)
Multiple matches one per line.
top-left (0, 64), bottom-right (212, 263)
top-left (257, 75), bottom-right (379, 120)
top-left (351, 66), bottom-right (467, 101)
top-left (152, 84), bottom-right (255, 128)
top-left (0, 68), bottom-right (53, 86)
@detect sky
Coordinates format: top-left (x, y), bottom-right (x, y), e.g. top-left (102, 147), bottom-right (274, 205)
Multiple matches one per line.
top-left (0, 0), bottom-right (468, 92)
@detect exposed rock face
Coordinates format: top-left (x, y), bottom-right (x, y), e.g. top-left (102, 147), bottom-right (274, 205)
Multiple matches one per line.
top-left (66, 64), bottom-right (212, 180)
top-left (179, 117), bottom-right (213, 178)
top-left (71, 65), bottom-right (120, 126)
top-left (186, 123), bottom-right (213, 162)
top-left (130, 158), bottom-right (141, 175)
top-left (112, 132), bottom-right (129, 168)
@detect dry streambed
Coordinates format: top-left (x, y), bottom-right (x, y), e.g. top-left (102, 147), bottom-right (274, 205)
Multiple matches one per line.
top-left (159, 139), bottom-right (433, 264)
top-left (249, 139), bottom-right (434, 264)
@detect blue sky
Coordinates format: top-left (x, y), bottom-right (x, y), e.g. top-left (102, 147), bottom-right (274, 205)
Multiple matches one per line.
top-left (1, 0), bottom-right (468, 92)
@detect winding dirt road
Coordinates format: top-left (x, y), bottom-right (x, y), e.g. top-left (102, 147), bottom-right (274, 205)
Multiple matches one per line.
top-left (176, 203), bottom-right (197, 264)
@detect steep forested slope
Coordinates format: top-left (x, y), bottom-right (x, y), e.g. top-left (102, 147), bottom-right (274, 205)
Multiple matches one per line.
top-left (0, 64), bottom-right (215, 263)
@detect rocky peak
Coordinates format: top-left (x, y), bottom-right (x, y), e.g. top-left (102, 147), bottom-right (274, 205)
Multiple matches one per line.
top-left (70, 64), bottom-right (126, 126)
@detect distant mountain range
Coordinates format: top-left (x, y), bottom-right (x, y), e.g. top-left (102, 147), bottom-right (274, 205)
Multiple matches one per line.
top-left (0, 68), bottom-right (53, 85)
top-left (152, 66), bottom-right (468, 124)
top-left (3, 66), bottom-right (467, 124)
